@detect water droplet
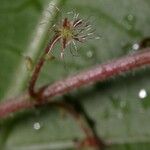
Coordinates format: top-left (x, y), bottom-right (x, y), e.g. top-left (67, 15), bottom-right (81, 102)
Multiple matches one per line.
top-left (33, 122), bottom-right (41, 130)
top-left (86, 50), bottom-right (93, 58)
top-left (123, 22), bottom-right (132, 30)
top-left (132, 43), bottom-right (139, 51)
top-left (138, 89), bottom-right (147, 99)
top-left (95, 36), bottom-right (100, 40)
top-left (122, 14), bottom-right (136, 31)
top-left (127, 14), bottom-right (134, 21)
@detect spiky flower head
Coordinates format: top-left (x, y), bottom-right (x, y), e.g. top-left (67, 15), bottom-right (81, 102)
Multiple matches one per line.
top-left (48, 12), bottom-right (98, 59)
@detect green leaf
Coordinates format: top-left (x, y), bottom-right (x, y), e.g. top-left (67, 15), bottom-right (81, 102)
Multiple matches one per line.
top-left (0, 0), bottom-right (150, 150)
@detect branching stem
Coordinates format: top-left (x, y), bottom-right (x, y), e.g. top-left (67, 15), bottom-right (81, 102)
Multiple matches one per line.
top-left (28, 35), bottom-right (61, 97)
top-left (0, 47), bottom-right (150, 118)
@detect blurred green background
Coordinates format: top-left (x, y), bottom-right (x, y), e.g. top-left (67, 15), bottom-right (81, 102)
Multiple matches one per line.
top-left (0, 0), bottom-right (150, 149)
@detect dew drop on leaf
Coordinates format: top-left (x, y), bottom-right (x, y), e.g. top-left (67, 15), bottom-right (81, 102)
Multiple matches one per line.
top-left (33, 122), bottom-right (41, 130)
top-left (120, 100), bottom-right (127, 108)
top-left (132, 43), bottom-right (139, 51)
top-left (122, 14), bottom-right (136, 31)
top-left (86, 50), bottom-right (93, 58)
top-left (138, 89), bottom-right (147, 99)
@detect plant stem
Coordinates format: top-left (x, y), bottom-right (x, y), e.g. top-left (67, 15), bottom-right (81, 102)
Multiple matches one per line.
top-left (52, 102), bottom-right (105, 149)
top-left (0, 47), bottom-right (150, 118)
top-left (28, 35), bottom-right (61, 97)
top-left (41, 48), bottom-right (150, 99)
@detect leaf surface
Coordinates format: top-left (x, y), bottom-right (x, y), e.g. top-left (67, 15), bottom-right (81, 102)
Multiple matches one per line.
top-left (0, 0), bottom-right (150, 149)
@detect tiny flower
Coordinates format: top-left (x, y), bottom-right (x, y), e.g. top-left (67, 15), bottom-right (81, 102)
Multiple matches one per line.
top-left (48, 12), bottom-right (97, 59)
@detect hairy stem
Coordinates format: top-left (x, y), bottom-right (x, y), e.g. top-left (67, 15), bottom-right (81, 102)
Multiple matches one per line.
top-left (29, 35), bottom-right (61, 97)
top-left (0, 47), bottom-right (150, 118)
top-left (41, 48), bottom-right (150, 99)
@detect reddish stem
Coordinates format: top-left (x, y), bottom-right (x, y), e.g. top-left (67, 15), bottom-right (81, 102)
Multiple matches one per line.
top-left (0, 48), bottom-right (150, 118)
top-left (41, 48), bottom-right (150, 99)
top-left (53, 102), bottom-right (105, 149)
top-left (28, 35), bottom-right (61, 97)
